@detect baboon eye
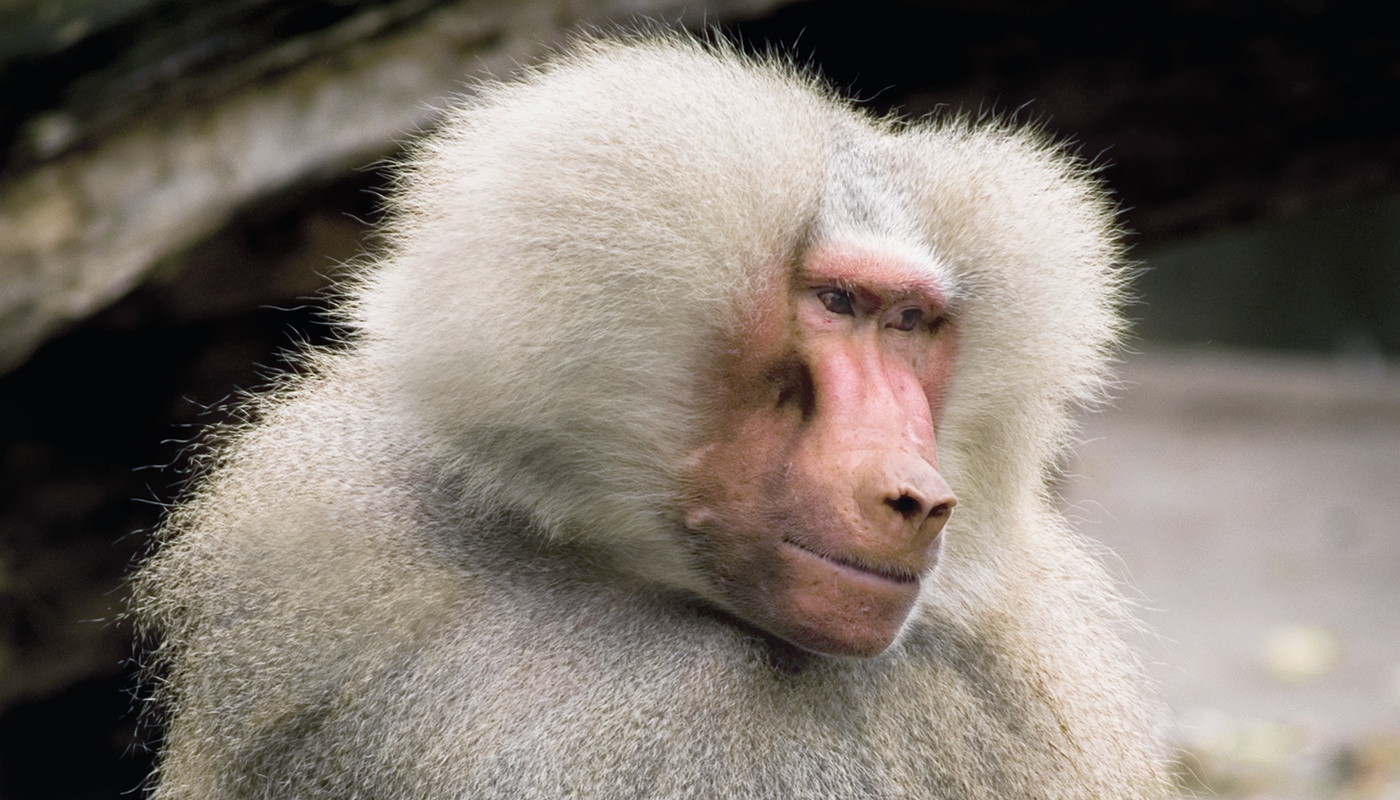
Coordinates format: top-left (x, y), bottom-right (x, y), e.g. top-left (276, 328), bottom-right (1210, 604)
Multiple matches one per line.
top-left (818, 289), bottom-right (855, 316)
top-left (888, 308), bottom-right (924, 332)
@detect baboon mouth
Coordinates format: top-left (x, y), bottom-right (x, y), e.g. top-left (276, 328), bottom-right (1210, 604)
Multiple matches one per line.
top-left (782, 539), bottom-right (919, 584)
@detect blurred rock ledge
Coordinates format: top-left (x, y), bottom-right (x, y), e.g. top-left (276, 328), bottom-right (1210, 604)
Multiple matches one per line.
top-left (0, 0), bottom-right (778, 375)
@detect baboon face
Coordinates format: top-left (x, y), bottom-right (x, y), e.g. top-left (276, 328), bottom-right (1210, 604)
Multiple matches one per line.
top-left (681, 239), bottom-right (958, 657)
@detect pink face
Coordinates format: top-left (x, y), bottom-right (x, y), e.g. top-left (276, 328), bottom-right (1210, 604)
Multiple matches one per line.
top-left (682, 240), bottom-right (958, 657)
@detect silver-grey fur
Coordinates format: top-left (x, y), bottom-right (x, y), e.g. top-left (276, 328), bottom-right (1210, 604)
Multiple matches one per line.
top-left (134, 33), bottom-right (1169, 799)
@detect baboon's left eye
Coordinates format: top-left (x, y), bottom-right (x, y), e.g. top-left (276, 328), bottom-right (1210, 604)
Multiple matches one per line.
top-left (888, 308), bottom-right (923, 331)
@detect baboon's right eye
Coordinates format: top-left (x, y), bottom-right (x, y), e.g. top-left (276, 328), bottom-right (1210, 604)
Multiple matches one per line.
top-left (818, 289), bottom-right (855, 316)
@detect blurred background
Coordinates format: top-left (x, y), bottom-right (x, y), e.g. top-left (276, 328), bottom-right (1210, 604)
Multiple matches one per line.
top-left (1, 2), bottom-right (1396, 797)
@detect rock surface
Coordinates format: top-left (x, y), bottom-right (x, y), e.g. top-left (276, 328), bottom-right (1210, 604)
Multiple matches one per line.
top-left (1065, 349), bottom-right (1400, 798)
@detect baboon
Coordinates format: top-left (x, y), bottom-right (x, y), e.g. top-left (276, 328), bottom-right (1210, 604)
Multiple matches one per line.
top-left (134, 33), bottom-right (1169, 799)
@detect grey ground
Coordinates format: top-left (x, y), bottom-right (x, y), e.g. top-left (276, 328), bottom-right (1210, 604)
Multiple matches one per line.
top-left (1062, 349), bottom-right (1400, 799)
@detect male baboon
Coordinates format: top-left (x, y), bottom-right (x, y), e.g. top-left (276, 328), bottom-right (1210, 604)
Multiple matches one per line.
top-left (135, 33), bottom-right (1169, 799)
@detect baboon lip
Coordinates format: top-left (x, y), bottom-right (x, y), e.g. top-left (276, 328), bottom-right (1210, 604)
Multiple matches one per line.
top-left (781, 539), bottom-right (920, 585)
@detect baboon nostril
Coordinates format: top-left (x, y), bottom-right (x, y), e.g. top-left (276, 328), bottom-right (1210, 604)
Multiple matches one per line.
top-left (887, 494), bottom-right (923, 521)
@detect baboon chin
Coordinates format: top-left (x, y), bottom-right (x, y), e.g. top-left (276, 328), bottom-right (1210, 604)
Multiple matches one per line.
top-left (134, 32), bottom-right (1169, 799)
